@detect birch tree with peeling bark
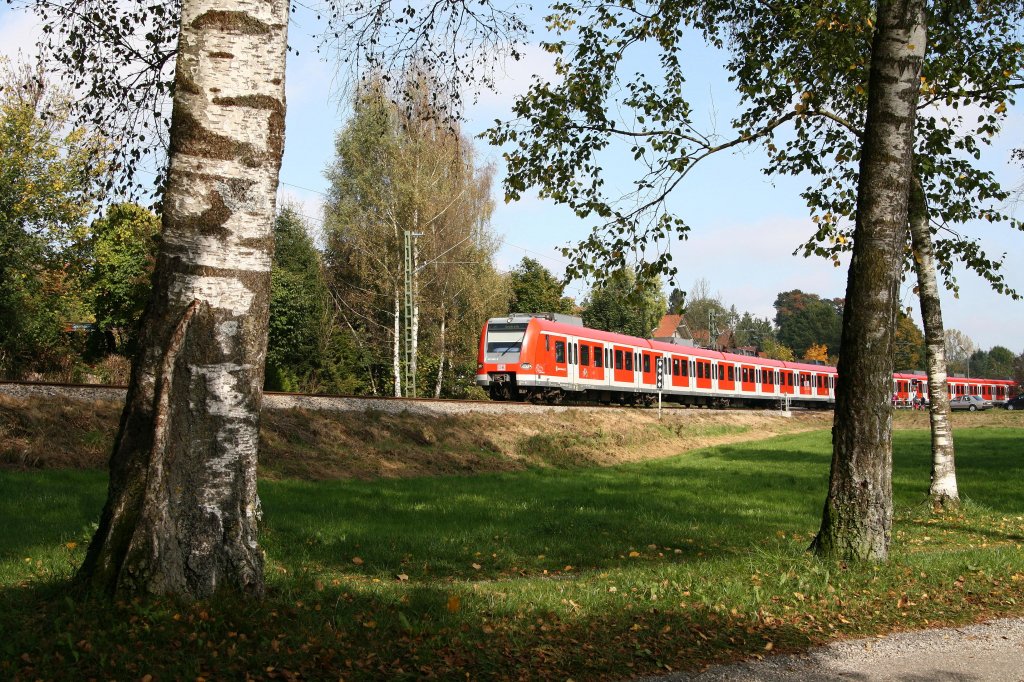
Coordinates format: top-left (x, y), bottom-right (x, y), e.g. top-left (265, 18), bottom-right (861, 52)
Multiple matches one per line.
top-left (22, 0), bottom-right (524, 599)
top-left (909, 178), bottom-right (957, 506)
top-left (77, 0), bottom-right (289, 597)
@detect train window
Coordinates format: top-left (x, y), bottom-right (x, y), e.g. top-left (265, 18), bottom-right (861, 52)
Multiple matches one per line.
top-left (545, 336), bottom-right (550, 352)
top-left (697, 362), bottom-right (704, 379)
top-left (643, 355), bottom-right (651, 373)
top-left (555, 341), bottom-right (566, 364)
top-left (690, 360), bottom-right (695, 376)
top-left (581, 345), bottom-right (590, 366)
top-left (665, 358), bottom-right (671, 375)
top-left (625, 352), bottom-right (633, 372)
top-left (594, 346), bottom-right (602, 368)
top-left (728, 365), bottom-right (735, 382)
top-left (788, 373), bottom-right (794, 387)
top-left (615, 349), bottom-right (623, 370)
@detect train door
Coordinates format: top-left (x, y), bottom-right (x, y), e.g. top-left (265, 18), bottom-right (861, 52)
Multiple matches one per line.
top-left (740, 364), bottom-right (756, 394)
top-left (760, 367), bottom-right (773, 395)
top-left (587, 343), bottom-right (605, 383)
top-left (672, 355), bottom-right (690, 388)
top-left (641, 351), bottom-right (656, 387)
top-left (719, 362), bottom-right (735, 392)
top-left (696, 359), bottom-right (712, 390)
top-left (780, 370), bottom-right (793, 395)
top-left (541, 334), bottom-right (568, 381)
top-left (613, 345), bottom-right (633, 385)
top-left (798, 372), bottom-right (811, 396)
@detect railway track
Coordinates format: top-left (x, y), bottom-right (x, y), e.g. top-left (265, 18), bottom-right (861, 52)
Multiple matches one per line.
top-left (0, 380), bottom-right (793, 417)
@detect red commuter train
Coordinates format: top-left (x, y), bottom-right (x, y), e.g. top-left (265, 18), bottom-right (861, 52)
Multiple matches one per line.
top-left (476, 313), bottom-right (1018, 408)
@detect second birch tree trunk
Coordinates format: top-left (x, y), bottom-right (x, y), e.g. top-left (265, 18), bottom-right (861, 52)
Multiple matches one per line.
top-left (393, 287), bottom-right (401, 397)
top-left (909, 177), bottom-right (959, 506)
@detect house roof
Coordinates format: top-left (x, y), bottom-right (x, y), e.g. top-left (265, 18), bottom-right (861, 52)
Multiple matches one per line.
top-left (652, 314), bottom-right (683, 338)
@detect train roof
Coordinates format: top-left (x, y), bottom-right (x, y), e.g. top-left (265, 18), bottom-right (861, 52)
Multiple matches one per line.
top-left (525, 319), bottom-right (839, 371)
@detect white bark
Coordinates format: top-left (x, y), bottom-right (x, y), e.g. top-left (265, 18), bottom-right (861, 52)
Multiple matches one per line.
top-left (434, 309), bottom-right (447, 399)
top-left (78, 0), bottom-right (289, 598)
top-left (910, 179), bottom-right (958, 505)
top-left (393, 287), bottom-right (402, 397)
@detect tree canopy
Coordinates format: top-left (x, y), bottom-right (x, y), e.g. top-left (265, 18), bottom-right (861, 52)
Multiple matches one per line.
top-left (0, 57), bottom-right (104, 378)
top-left (508, 257), bottom-right (575, 316)
top-left (773, 290), bottom-right (843, 360)
top-left (582, 269), bottom-right (666, 338)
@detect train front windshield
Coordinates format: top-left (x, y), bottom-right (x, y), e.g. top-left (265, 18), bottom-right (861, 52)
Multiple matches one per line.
top-left (485, 321), bottom-right (528, 363)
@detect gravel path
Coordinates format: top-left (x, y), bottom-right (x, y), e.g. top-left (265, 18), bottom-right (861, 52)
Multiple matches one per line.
top-left (642, 618), bottom-right (1024, 681)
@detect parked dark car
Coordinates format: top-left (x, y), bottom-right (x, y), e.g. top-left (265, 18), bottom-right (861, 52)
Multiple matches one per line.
top-left (1004, 394), bottom-right (1024, 411)
top-left (950, 395), bottom-right (992, 412)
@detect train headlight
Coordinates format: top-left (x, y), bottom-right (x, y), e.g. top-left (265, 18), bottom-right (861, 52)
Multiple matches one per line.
top-left (520, 363), bottom-right (532, 369)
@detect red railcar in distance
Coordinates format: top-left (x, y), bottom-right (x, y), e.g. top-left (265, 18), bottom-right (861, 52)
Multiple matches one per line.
top-left (477, 313), bottom-right (1018, 408)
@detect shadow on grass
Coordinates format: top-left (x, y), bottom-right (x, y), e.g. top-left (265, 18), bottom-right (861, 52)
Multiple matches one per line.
top-left (258, 444), bottom-right (831, 577)
top-left (2, 429), bottom-right (1024, 679)
top-left (0, 572), bottom-right (825, 681)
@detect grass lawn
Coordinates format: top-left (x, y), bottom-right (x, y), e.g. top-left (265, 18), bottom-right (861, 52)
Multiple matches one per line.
top-left (1, 427), bottom-right (1023, 680)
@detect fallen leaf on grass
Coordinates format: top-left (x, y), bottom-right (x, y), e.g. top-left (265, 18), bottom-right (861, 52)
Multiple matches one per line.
top-left (352, 556), bottom-right (364, 565)
top-left (446, 596), bottom-right (461, 612)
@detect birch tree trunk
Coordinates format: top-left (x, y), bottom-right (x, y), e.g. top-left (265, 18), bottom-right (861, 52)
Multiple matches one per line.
top-left (909, 177), bottom-right (959, 506)
top-left (77, 0), bottom-right (288, 598)
top-left (393, 287), bottom-right (402, 397)
top-left (434, 309), bottom-right (447, 399)
top-left (410, 225), bottom-right (419, 398)
top-left (812, 0), bottom-right (926, 561)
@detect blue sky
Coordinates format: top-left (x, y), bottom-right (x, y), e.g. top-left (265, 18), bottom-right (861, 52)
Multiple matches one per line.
top-left (2, 2), bottom-right (1022, 352)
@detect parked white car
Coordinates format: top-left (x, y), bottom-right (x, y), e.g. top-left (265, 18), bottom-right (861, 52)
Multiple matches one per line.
top-left (950, 395), bottom-right (992, 412)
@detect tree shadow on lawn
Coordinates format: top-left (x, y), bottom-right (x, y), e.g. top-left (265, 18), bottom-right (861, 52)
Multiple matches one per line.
top-left (0, 573), bottom-right (826, 681)
top-left (889, 430), bottom-right (1024, 514)
top-left (259, 447), bottom-right (829, 578)
top-left (0, 469), bottom-right (106, 560)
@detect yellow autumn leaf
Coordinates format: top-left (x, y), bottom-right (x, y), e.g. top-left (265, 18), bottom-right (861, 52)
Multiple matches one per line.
top-left (351, 556), bottom-right (364, 565)
top-left (628, 551), bottom-right (641, 558)
top-left (446, 595), bottom-right (461, 612)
